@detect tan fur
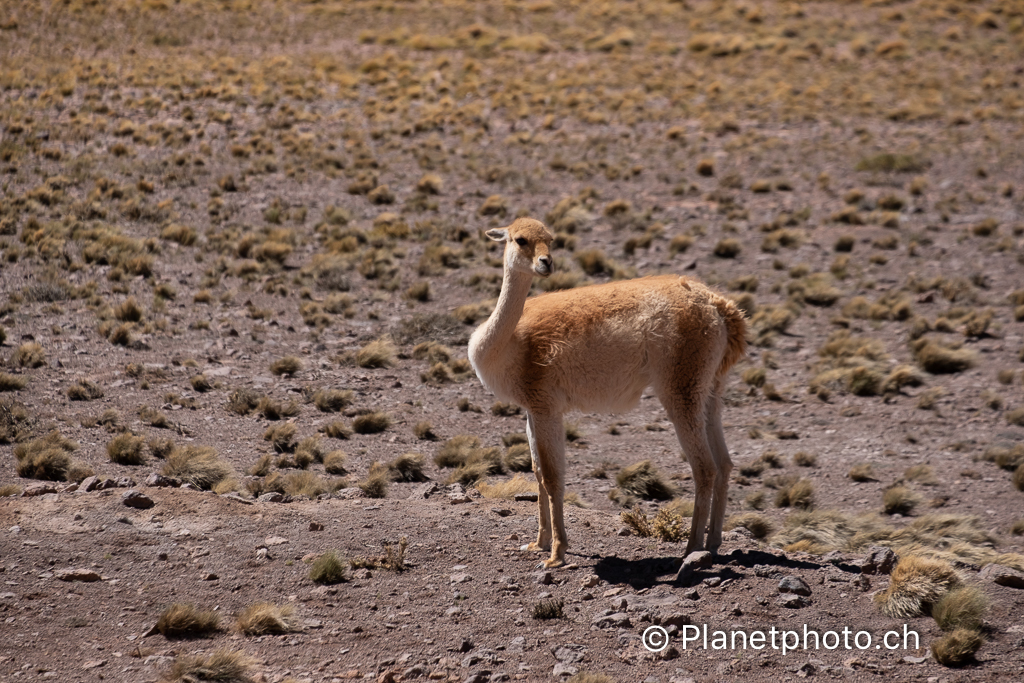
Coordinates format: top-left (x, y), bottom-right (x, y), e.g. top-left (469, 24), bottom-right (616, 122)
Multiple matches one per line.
top-left (469, 218), bottom-right (747, 568)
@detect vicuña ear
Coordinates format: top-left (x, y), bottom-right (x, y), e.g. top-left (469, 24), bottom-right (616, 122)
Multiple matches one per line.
top-left (485, 228), bottom-right (508, 242)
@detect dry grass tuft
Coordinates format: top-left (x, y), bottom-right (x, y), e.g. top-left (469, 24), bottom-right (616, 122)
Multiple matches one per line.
top-left (156, 603), bottom-right (221, 638)
top-left (323, 450), bottom-right (348, 475)
top-left (930, 628), bottom-right (983, 667)
top-left (504, 443), bottom-right (533, 472)
top-left (477, 473), bottom-right (537, 499)
top-left (13, 342), bottom-right (45, 368)
top-left (236, 602), bottom-right (298, 635)
top-left (774, 478), bottom-right (814, 509)
top-left (67, 379), bottom-right (104, 401)
top-left (531, 598), bottom-right (564, 620)
top-left (313, 388), bottom-right (353, 412)
top-left (0, 373), bottom-right (29, 392)
top-left (615, 460), bottom-right (674, 500)
top-left (162, 445), bottom-right (233, 490)
top-left (352, 411), bottom-right (391, 434)
top-left (107, 432), bottom-right (147, 466)
top-left (164, 649), bottom-right (254, 683)
top-left (0, 484), bottom-right (22, 497)
top-left (388, 452), bottom-right (428, 482)
top-left (269, 356), bottom-right (302, 376)
top-left (263, 423), bottom-right (297, 452)
top-left (226, 388), bottom-right (262, 415)
top-left (932, 586), bottom-right (988, 632)
top-left (414, 420), bottom-right (438, 441)
top-left (321, 421), bottom-right (352, 440)
top-left (435, 434), bottom-right (481, 467)
top-left (358, 463), bottom-right (389, 498)
top-left (14, 431), bottom-right (78, 481)
top-left (911, 338), bottom-right (975, 374)
top-left (726, 512), bottom-right (773, 539)
top-left (793, 451), bottom-right (817, 467)
top-left (356, 337), bottom-right (397, 368)
top-left (848, 463), bottom-right (877, 482)
top-left (283, 471), bottom-right (329, 499)
top-left (875, 555), bottom-right (961, 618)
top-left (883, 485), bottom-right (922, 515)
top-left (566, 674), bottom-right (614, 683)
top-left (309, 551), bottom-right (349, 585)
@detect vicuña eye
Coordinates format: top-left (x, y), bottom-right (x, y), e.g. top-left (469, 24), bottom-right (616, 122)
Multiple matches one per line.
top-left (514, 237), bottom-right (528, 246)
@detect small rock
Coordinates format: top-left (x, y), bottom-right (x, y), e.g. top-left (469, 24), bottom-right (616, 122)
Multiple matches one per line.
top-left (353, 568), bottom-right (372, 580)
top-left (535, 571), bottom-right (553, 585)
top-left (591, 612), bottom-right (631, 628)
top-left (115, 477), bottom-right (136, 488)
top-left (491, 508), bottom-right (513, 517)
top-left (450, 491), bottom-right (473, 507)
top-left (81, 660), bottom-right (106, 670)
top-left (265, 536), bottom-right (289, 546)
top-left (121, 490), bottom-right (155, 509)
top-left (145, 473), bottom-right (179, 488)
top-left (980, 564), bottom-right (1024, 589)
top-left (309, 521), bottom-right (324, 531)
top-left (903, 656), bottom-right (928, 664)
top-left (551, 663), bottom-right (578, 678)
top-left (220, 492), bottom-right (252, 505)
top-left (412, 482), bottom-right (439, 499)
top-left (703, 577), bottom-right (722, 588)
top-left (580, 574), bottom-right (600, 589)
top-left (615, 526), bottom-right (633, 537)
top-left (22, 483), bottom-right (59, 497)
top-left (860, 546), bottom-right (898, 575)
top-left (78, 476), bottom-right (102, 492)
top-left (778, 576), bottom-right (812, 596)
top-left (682, 551), bottom-right (713, 570)
top-left (753, 565), bottom-right (783, 579)
top-left (513, 492), bottom-right (538, 502)
top-left (553, 645), bottom-right (586, 663)
top-left (451, 573), bottom-right (471, 584)
top-left (55, 568), bottom-right (102, 582)
top-left (258, 492), bottom-right (285, 503)
top-left (683, 588), bottom-right (700, 600)
top-left (776, 594), bottom-right (810, 609)
top-left (203, 573), bottom-right (218, 581)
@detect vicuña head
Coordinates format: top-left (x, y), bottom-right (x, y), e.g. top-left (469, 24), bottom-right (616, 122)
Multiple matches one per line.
top-left (469, 217), bottom-right (747, 580)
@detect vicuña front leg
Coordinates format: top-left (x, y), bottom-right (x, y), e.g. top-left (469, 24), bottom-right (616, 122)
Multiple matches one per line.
top-left (522, 414), bottom-right (551, 554)
top-left (527, 413), bottom-right (568, 568)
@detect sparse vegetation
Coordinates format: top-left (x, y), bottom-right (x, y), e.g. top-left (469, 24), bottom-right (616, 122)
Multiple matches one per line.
top-left (309, 551), bottom-right (349, 585)
top-left (162, 445), bottom-right (233, 490)
top-left (164, 649), bottom-right (254, 683)
top-left (615, 460), bottom-right (674, 500)
top-left (875, 555), bottom-right (961, 618)
top-left (107, 432), bottom-right (147, 466)
top-left (236, 603), bottom-right (298, 635)
top-left (156, 603), bottom-right (221, 638)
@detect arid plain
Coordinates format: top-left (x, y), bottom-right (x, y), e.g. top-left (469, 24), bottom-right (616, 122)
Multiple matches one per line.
top-left (1, 1), bottom-right (1024, 681)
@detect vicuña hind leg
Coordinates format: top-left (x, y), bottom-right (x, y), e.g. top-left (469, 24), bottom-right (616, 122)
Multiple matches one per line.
top-left (704, 390), bottom-right (733, 554)
top-left (662, 396), bottom-right (715, 558)
top-left (524, 413), bottom-right (568, 568)
top-left (522, 413), bottom-right (551, 554)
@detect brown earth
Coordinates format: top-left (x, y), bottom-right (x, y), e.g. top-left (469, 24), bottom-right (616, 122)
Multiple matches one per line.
top-left (2, 1), bottom-right (1024, 682)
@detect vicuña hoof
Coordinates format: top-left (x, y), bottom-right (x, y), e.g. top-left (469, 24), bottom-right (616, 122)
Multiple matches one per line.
top-left (521, 541), bottom-right (550, 553)
top-left (542, 557), bottom-right (565, 569)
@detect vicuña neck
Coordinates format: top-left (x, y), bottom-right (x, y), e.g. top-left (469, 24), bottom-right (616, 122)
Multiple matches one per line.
top-left (474, 266), bottom-right (534, 359)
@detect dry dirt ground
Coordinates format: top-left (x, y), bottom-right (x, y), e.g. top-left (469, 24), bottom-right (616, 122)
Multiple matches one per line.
top-left (2, 1), bottom-right (1024, 682)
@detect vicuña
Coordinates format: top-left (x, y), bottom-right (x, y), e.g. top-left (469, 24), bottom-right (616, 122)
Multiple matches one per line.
top-left (468, 218), bottom-right (747, 573)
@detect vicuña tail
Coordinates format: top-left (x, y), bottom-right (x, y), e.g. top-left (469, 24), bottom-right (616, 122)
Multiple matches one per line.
top-left (713, 295), bottom-right (748, 379)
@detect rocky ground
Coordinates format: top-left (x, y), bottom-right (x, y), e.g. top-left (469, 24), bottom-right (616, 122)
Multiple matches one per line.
top-left (2, 0), bottom-right (1024, 681)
